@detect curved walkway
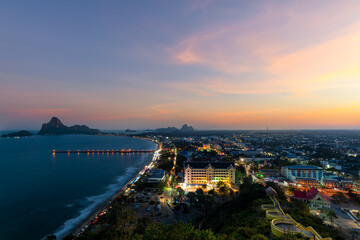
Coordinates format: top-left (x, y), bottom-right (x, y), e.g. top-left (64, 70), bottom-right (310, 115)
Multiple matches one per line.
top-left (263, 195), bottom-right (331, 240)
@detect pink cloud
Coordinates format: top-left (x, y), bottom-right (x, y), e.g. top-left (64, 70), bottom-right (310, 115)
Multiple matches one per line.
top-left (169, 1), bottom-right (360, 97)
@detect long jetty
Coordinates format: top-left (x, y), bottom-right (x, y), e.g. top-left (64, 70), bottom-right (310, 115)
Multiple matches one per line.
top-left (53, 149), bottom-right (155, 154)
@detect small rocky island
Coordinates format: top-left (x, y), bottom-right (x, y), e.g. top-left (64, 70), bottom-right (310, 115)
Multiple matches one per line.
top-left (1, 130), bottom-right (33, 138)
top-left (38, 117), bottom-right (100, 135)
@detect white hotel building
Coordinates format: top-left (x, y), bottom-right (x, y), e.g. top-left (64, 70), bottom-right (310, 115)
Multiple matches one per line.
top-left (184, 162), bottom-right (236, 186)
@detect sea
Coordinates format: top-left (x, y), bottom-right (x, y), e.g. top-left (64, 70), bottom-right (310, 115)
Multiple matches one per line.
top-left (0, 132), bottom-right (156, 240)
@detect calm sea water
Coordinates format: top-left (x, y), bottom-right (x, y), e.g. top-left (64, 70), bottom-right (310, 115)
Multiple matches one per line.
top-left (0, 133), bottom-right (156, 240)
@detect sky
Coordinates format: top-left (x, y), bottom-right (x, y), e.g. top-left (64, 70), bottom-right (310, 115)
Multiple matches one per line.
top-left (1, 0), bottom-right (360, 130)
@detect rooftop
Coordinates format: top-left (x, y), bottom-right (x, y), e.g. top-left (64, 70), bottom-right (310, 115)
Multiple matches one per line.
top-left (285, 165), bottom-right (322, 170)
top-left (184, 162), bottom-right (235, 169)
top-left (148, 169), bottom-right (166, 179)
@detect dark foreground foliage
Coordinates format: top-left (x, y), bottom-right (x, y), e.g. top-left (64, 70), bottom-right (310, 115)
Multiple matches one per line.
top-left (284, 200), bottom-right (344, 240)
top-left (70, 180), bottom-right (343, 240)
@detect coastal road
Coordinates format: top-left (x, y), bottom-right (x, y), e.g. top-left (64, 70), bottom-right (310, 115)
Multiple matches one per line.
top-left (331, 203), bottom-right (360, 239)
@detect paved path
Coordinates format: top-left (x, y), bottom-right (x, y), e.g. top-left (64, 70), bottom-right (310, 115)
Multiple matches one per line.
top-left (270, 196), bottom-right (314, 238)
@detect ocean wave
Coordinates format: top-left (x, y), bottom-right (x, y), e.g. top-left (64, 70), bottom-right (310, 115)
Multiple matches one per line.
top-left (49, 166), bottom-right (138, 239)
top-left (65, 203), bottom-right (75, 208)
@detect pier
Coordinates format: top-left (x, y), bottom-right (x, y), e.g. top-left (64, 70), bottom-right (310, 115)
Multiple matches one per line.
top-left (53, 149), bottom-right (155, 154)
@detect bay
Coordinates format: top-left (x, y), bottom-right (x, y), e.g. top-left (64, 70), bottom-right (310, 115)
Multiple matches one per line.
top-left (0, 133), bottom-right (156, 240)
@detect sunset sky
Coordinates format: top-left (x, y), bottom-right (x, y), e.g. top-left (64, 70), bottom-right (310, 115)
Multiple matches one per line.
top-left (1, 0), bottom-right (360, 130)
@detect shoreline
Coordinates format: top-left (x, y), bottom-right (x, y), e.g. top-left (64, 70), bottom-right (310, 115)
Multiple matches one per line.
top-left (70, 144), bottom-right (160, 238)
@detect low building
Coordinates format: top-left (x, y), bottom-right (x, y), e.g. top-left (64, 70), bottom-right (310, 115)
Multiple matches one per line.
top-left (323, 172), bottom-right (355, 190)
top-left (282, 165), bottom-right (323, 186)
top-left (147, 169), bottom-right (166, 183)
top-left (293, 187), bottom-right (330, 209)
top-left (184, 162), bottom-right (236, 186)
top-left (321, 160), bottom-right (342, 171)
top-left (259, 169), bottom-right (280, 177)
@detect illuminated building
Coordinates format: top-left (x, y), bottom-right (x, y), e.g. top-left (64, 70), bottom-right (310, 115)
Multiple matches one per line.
top-left (184, 162), bottom-right (235, 185)
top-left (323, 179), bottom-right (355, 190)
top-left (293, 187), bottom-right (330, 209)
top-left (282, 165), bottom-right (323, 186)
top-left (197, 144), bottom-right (211, 151)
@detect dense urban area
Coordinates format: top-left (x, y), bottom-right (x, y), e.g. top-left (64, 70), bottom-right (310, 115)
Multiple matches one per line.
top-left (51, 130), bottom-right (360, 240)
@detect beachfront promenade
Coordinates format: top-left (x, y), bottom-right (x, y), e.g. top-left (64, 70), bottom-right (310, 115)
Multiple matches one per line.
top-left (262, 195), bottom-right (332, 240)
top-left (71, 148), bottom-right (161, 237)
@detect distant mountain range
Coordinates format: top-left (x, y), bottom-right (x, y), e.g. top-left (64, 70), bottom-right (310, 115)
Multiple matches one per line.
top-left (38, 117), bottom-right (100, 135)
top-left (2, 117), bottom-right (195, 137)
top-left (154, 124), bottom-right (195, 133)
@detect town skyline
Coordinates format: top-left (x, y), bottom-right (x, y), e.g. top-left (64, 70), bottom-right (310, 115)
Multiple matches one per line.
top-left (1, 1), bottom-right (360, 130)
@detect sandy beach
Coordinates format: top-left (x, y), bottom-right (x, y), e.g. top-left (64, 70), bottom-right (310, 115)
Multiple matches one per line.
top-left (70, 147), bottom-right (160, 238)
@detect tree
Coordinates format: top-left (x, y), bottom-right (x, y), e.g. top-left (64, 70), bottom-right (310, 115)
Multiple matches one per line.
top-left (332, 192), bottom-right (347, 204)
top-left (187, 192), bottom-right (196, 205)
top-left (170, 178), bottom-right (178, 189)
top-left (348, 189), bottom-right (360, 204)
top-left (177, 187), bottom-right (185, 196)
top-left (325, 209), bottom-right (338, 225)
top-left (143, 222), bottom-right (217, 240)
top-left (157, 180), bottom-right (167, 191)
top-left (195, 188), bottom-right (204, 195)
top-left (218, 186), bottom-right (228, 195)
top-left (229, 188), bottom-right (234, 196)
top-left (62, 234), bottom-right (75, 240)
top-left (197, 194), bottom-right (214, 217)
top-left (249, 234), bottom-right (268, 240)
top-left (216, 181), bottom-right (226, 188)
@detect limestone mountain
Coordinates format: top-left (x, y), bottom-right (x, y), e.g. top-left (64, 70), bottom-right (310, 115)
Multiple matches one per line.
top-left (180, 124), bottom-right (195, 132)
top-left (38, 117), bottom-right (100, 135)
